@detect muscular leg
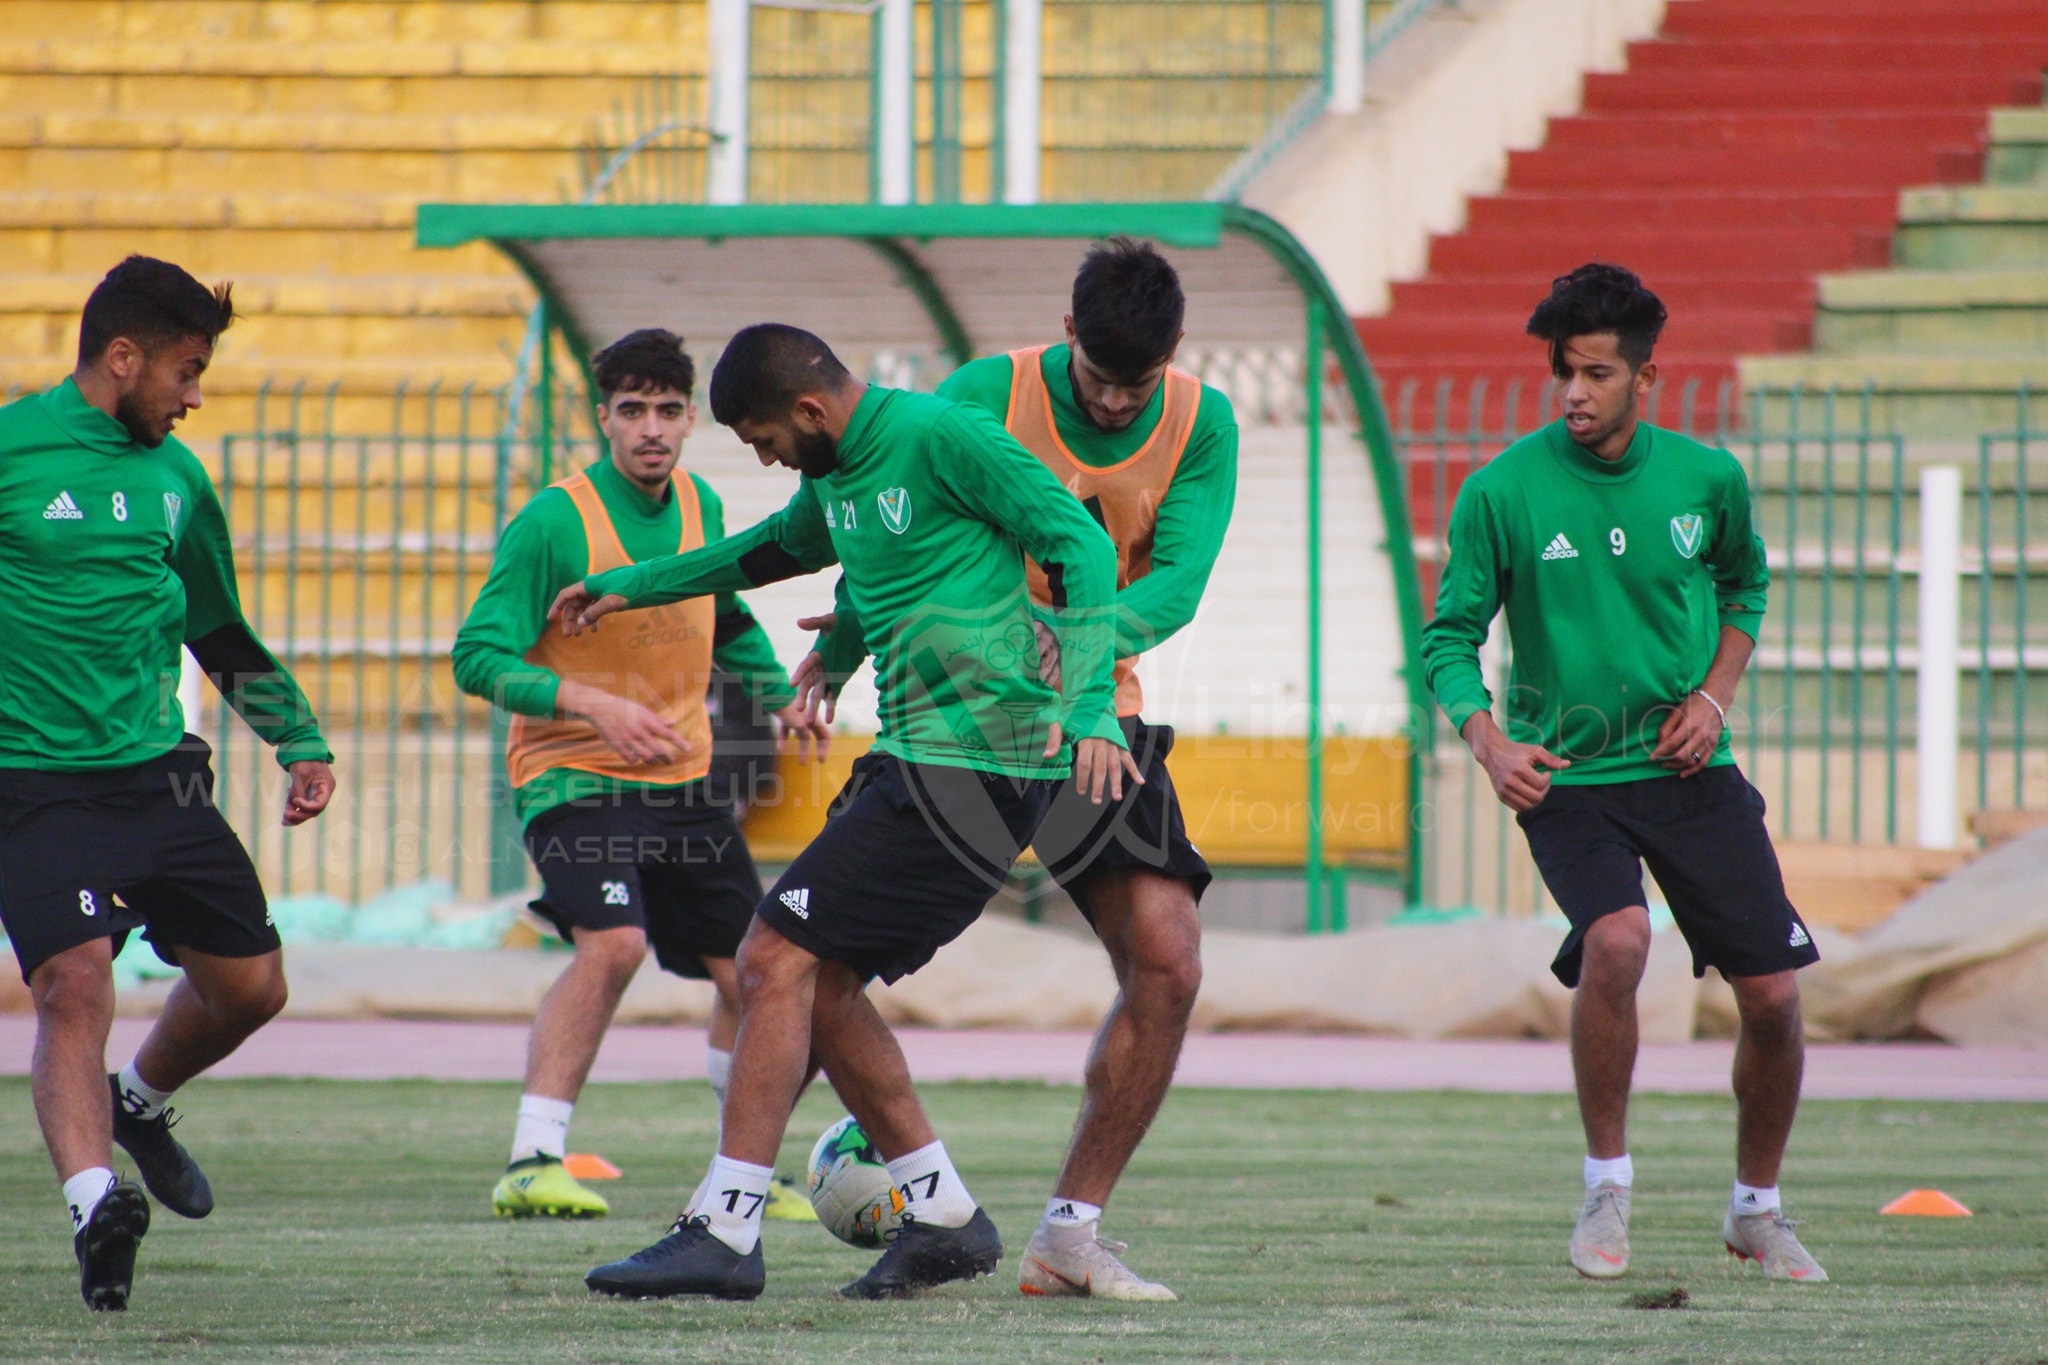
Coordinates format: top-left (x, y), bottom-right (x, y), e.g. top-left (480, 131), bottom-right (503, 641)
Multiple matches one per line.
top-left (128, 946), bottom-right (288, 1095)
top-left (718, 919), bottom-right (822, 1166)
top-left (1054, 868), bottom-right (1202, 1208)
top-left (705, 955), bottom-right (739, 1054)
top-left (521, 926), bottom-right (647, 1102)
top-left (29, 938), bottom-right (118, 1178)
top-left (1570, 907), bottom-right (1652, 1161)
top-left (1727, 969), bottom-right (1804, 1187)
top-left (809, 966), bottom-right (936, 1160)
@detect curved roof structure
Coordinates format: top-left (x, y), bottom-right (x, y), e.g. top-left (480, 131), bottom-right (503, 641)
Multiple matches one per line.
top-left (417, 200), bottom-right (1426, 901)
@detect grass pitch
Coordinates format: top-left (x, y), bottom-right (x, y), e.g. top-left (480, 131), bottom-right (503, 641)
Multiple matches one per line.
top-left (1, 1077), bottom-right (2044, 1363)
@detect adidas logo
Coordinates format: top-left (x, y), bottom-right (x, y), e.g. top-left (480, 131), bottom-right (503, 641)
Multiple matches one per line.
top-left (42, 491), bottom-right (83, 521)
top-left (1050, 1202), bottom-right (1078, 1220)
top-left (1540, 533), bottom-right (1578, 561)
top-left (1740, 1192), bottom-right (1760, 1206)
top-left (779, 887), bottom-right (811, 920)
top-left (1788, 922), bottom-right (1811, 949)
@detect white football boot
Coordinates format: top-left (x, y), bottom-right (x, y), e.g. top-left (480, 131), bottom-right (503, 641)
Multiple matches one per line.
top-left (1019, 1222), bottom-right (1178, 1301)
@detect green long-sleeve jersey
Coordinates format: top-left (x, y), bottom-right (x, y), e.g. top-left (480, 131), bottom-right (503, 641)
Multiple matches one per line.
top-left (588, 385), bottom-right (1125, 779)
top-left (810, 346), bottom-right (1239, 681)
top-left (451, 455), bottom-right (796, 824)
top-left (0, 379), bottom-right (329, 771)
top-left (1420, 419), bottom-right (1769, 784)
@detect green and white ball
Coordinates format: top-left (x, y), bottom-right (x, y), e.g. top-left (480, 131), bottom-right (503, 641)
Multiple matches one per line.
top-left (807, 1116), bottom-right (904, 1248)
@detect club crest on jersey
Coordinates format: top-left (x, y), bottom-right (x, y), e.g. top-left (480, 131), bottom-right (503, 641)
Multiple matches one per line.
top-left (877, 486), bottom-right (913, 535)
top-left (1670, 513), bottom-right (1705, 559)
top-left (163, 490), bottom-right (183, 534)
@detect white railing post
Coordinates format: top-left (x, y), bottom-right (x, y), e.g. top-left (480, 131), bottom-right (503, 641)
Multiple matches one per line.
top-left (877, 0), bottom-right (915, 203)
top-left (1002, 0), bottom-right (1042, 203)
top-left (708, 0), bottom-right (750, 203)
top-left (1917, 464), bottom-right (1962, 850)
top-left (1328, 0), bottom-right (1365, 114)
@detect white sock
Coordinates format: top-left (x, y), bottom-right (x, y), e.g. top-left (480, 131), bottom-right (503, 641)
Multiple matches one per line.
top-left (706, 1048), bottom-right (732, 1107)
top-left (64, 1167), bottom-right (115, 1234)
top-left (885, 1140), bottom-right (978, 1229)
top-left (510, 1094), bottom-right (573, 1164)
top-left (115, 1060), bottom-right (173, 1121)
top-left (700, 1154), bottom-right (774, 1255)
top-left (1732, 1181), bottom-right (1780, 1214)
top-left (684, 1167), bottom-right (717, 1217)
top-left (1585, 1154), bottom-right (1634, 1190)
top-left (1042, 1196), bottom-right (1103, 1229)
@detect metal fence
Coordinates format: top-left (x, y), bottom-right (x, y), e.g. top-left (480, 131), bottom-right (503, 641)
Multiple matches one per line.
top-left (1402, 378), bottom-right (2047, 916)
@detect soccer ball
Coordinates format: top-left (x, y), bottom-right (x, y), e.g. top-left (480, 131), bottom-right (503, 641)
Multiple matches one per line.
top-left (807, 1116), bottom-right (904, 1248)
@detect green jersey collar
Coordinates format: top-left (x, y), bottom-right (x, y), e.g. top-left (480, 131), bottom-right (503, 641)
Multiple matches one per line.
top-left (1045, 343), bottom-right (1167, 468)
top-left (43, 377), bottom-right (142, 457)
top-left (833, 384), bottom-right (889, 474)
top-left (586, 454), bottom-right (674, 520)
top-left (1544, 417), bottom-right (1651, 483)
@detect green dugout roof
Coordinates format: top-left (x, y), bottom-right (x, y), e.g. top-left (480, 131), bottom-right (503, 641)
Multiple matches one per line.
top-left (416, 200), bottom-right (1428, 904)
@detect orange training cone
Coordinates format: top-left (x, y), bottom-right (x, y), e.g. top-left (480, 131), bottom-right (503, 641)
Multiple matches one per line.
top-left (564, 1153), bottom-right (623, 1180)
top-left (1880, 1189), bottom-right (1971, 1217)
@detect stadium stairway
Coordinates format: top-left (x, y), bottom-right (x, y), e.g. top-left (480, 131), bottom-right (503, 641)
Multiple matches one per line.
top-left (1352, 0), bottom-right (2048, 433)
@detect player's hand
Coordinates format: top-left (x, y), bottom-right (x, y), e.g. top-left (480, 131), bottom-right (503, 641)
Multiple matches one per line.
top-left (1033, 618), bottom-right (1061, 690)
top-left (1060, 732), bottom-right (1145, 806)
top-left (771, 701), bottom-right (830, 763)
top-left (283, 759), bottom-right (335, 827)
top-left (1651, 690), bottom-right (1725, 778)
top-left (547, 583), bottom-right (628, 636)
top-left (577, 690), bottom-right (689, 766)
top-left (1473, 731), bottom-right (1569, 812)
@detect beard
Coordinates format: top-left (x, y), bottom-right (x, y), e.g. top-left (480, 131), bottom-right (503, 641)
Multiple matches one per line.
top-left (792, 426), bottom-right (840, 478)
top-left (113, 389), bottom-right (168, 448)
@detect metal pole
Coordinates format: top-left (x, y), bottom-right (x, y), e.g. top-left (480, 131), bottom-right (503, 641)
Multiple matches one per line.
top-left (537, 300), bottom-right (555, 486)
top-left (1305, 299), bottom-right (1327, 931)
top-left (1002, 0), bottom-right (1042, 203)
top-left (708, 0), bottom-right (750, 203)
top-left (1327, 0), bottom-right (1364, 114)
top-left (877, 0), bottom-right (914, 203)
top-left (1917, 464), bottom-right (1962, 849)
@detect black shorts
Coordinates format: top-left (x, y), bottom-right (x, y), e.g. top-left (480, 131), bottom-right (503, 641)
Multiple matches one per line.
top-left (524, 782), bottom-right (762, 980)
top-left (0, 737), bottom-right (277, 984)
top-left (1034, 717), bottom-right (1212, 916)
top-left (1516, 765), bottom-right (1819, 988)
top-left (757, 752), bottom-right (1057, 984)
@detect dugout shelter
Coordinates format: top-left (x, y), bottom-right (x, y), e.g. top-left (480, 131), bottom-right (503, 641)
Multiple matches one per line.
top-left (417, 201), bottom-right (1426, 920)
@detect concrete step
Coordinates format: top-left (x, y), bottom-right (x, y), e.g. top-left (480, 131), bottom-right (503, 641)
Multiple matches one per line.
top-left (1736, 355), bottom-right (2048, 436)
top-left (0, 145), bottom-right (587, 198)
top-left (1503, 144), bottom-right (1981, 193)
top-left (1428, 225), bottom-right (1887, 276)
top-left (1987, 107), bottom-right (2048, 186)
top-left (1894, 185), bottom-right (2048, 269)
top-left (1358, 309), bottom-right (1806, 363)
top-left (1460, 189), bottom-right (1896, 234)
top-left (1810, 268), bottom-right (2048, 356)
top-left (0, 69), bottom-right (705, 119)
top-left (1663, 3), bottom-right (2048, 43)
top-left (0, 111), bottom-right (603, 151)
top-left (1381, 274), bottom-right (1816, 316)
top-left (0, 3), bottom-right (707, 47)
top-left (1624, 38), bottom-right (2048, 75)
top-left (0, 305), bottom-right (526, 368)
top-left (1538, 111), bottom-right (1991, 155)
top-left (1582, 68), bottom-right (2042, 116)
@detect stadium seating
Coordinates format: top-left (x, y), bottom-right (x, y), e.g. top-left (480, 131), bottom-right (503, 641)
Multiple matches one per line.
top-left (1352, 0), bottom-right (2048, 421)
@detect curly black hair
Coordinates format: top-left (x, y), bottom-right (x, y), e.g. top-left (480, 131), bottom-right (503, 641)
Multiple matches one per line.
top-left (1525, 263), bottom-right (1667, 376)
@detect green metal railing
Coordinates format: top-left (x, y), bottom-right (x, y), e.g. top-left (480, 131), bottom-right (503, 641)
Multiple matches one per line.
top-left (1402, 378), bottom-right (2047, 917)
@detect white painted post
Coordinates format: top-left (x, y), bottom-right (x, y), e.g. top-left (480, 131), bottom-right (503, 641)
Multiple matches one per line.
top-left (708, 0), bottom-right (750, 204)
top-left (1917, 465), bottom-right (1962, 850)
top-left (1327, 0), bottom-right (1365, 114)
top-left (178, 651), bottom-right (203, 734)
top-left (1002, 0), bottom-right (1042, 203)
top-left (877, 0), bottom-right (915, 203)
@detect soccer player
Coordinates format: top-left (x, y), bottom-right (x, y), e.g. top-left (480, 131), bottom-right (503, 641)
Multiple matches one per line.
top-left (451, 328), bottom-right (825, 1220)
top-left (0, 256), bottom-right (335, 1310)
top-left (1421, 264), bottom-right (1826, 1282)
top-left (559, 323), bottom-right (1133, 1301)
top-left (795, 237), bottom-right (1235, 1300)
